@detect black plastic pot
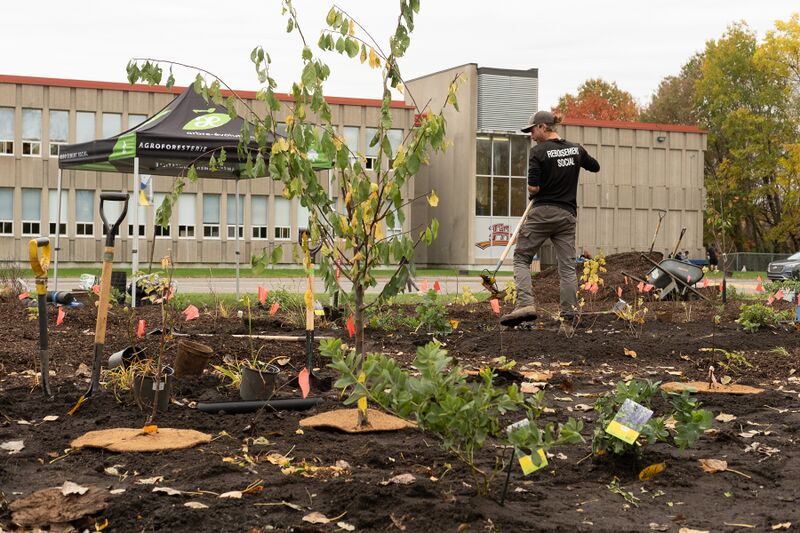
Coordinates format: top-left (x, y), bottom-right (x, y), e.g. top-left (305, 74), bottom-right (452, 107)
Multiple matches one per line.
top-left (239, 364), bottom-right (280, 401)
top-left (132, 366), bottom-right (174, 412)
top-left (108, 345), bottom-right (147, 370)
top-left (197, 397), bottom-right (323, 414)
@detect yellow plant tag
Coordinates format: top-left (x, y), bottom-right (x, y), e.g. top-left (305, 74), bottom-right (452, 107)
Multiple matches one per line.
top-left (605, 399), bottom-right (653, 444)
top-left (518, 449), bottom-right (548, 476)
top-left (142, 425), bottom-right (158, 434)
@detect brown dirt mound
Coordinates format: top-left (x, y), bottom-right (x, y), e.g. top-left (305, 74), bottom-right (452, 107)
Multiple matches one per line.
top-left (533, 251), bottom-right (664, 303)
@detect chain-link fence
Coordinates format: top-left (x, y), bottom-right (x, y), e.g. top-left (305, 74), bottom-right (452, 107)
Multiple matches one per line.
top-left (723, 252), bottom-right (792, 272)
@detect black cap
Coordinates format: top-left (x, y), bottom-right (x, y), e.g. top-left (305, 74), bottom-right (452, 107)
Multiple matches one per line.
top-left (521, 111), bottom-right (556, 133)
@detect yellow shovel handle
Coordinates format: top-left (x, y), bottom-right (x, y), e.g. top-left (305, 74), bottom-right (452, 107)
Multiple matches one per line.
top-left (28, 238), bottom-right (51, 278)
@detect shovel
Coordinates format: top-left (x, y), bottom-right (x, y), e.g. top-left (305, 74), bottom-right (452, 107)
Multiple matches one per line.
top-left (29, 237), bottom-right (52, 397)
top-left (480, 199), bottom-right (534, 299)
top-left (85, 192), bottom-right (129, 397)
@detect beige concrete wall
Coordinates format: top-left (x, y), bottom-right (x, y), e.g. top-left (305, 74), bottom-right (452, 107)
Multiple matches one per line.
top-left (406, 63), bottom-right (477, 266)
top-left (0, 79), bottom-right (414, 267)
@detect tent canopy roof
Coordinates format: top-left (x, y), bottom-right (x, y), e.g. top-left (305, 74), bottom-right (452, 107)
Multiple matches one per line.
top-left (58, 87), bottom-right (273, 179)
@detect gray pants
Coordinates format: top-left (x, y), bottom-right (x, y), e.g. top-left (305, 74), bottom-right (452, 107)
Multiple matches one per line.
top-left (513, 204), bottom-right (578, 314)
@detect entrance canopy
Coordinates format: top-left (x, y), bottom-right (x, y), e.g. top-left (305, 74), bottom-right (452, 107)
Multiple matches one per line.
top-left (58, 87), bottom-right (273, 178)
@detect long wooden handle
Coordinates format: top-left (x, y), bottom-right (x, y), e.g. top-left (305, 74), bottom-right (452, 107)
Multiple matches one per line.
top-left (94, 247), bottom-right (114, 345)
top-left (305, 274), bottom-right (314, 331)
top-left (495, 200), bottom-right (535, 267)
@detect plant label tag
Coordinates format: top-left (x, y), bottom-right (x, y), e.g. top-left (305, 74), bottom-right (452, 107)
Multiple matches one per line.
top-left (314, 300), bottom-right (325, 316)
top-left (517, 448), bottom-right (547, 475)
top-left (151, 381), bottom-right (166, 391)
top-left (605, 399), bottom-right (653, 445)
top-left (506, 418), bottom-right (530, 434)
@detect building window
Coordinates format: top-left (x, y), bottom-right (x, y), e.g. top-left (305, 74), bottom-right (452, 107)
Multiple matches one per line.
top-left (274, 197), bottom-right (290, 240)
top-left (226, 194), bottom-right (244, 239)
top-left (342, 126), bottom-right (359, 163)
top-left (0, 108), bottom-right (13, 155)
top-left (364, 127), bottom-right (380, 170)
top-left (75, 190), bottom-right (94, 236)
top-left (22, 109), bottom-right (42, 156)
top-left (101, 192), bottom-right (124, 237)
top-left (76, 111), bottom-right (95, 143)
top-left (475, 135), bottom-right (529, 217)
top-left (21, 189), bottom-right (41, 236)
top-left (48, 190), bottom-right (67, 236)
top-left (0, 188), bottom-right (12, 235)
top-left (102, 113), bottom-right (122, 138)
top-left (49, 110), bottom-right (68, 156)
top-left (153, 192), bottom-right (171, 238)
top-left (251, 195), bottom-right (268, 239)
top-left (203, 194), bottom-right (220, 238)
top-left (178, 193), bottom-right (196, 238)
top-left (387, 209), bottom-right (403, 239)
top-left (387, 128), bottom-right (403, 165)
top-left (127, 197), bottom-right (146, 237)
top-left (129, 114), bottom-right (148, 129)
top-left (296, 201), bottom-right (311, 235)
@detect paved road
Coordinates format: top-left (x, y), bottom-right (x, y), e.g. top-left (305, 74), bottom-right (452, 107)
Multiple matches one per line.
top-left (50, 275), bottom-right (761, 296)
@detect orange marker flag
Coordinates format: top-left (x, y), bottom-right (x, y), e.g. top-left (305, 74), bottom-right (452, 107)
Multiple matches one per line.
top-left (182, 304), bottom-right (199, 321)
top-left (137, 319), bottom-right (146, 338)
top-left (420, 280), bottom-right (429, 292)
top-left (269, 302), bottom-right (280, 316)
top-left (637, 281), bottom-right (645, 293)
top-left (298, 368), bottom-right (310, 399)
top-left (755, 275), bottom-right (764, 293)
top-left (56, 307), bottom-right (65, 326)
top-left (767, 294), bottom-right (774, 305)
top-left (775, 289), bottom-right (784, 301)
top-left (18, 292), bottom-right (29, 300)
top-left (703, 277), bottom-right (709, 288)
top-left (433, 280), bottom-right (441, 293)
top-left (589, 283), bottom-right (599, 294)
top-left (257, 285), bottom-right (267, 305)
top-left (643, 284), bottom-right (654, 293)
top-left (346, 315), bottom-right (355, 337)
top-left (617, 287), bottom-right (622, 298)
top-left (490, 298), bottom-right (500, 314)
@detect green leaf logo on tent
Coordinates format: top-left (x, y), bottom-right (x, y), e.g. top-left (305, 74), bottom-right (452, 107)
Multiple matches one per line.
top-left (183, 112), bottom-right (232, 131)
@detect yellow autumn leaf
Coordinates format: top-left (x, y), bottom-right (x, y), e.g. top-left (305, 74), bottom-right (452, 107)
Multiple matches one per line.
top-left (142, 425), bottom-right (158, 434)
top-left (359, 46), bottom-right (367, 64)
top-left (285, 114), bottom-right (295, 127)
top-left (348, 19), bottom-right (354, 36)
top-left (368, 47), bottom-right (379, 68)
top-left (623, 348), bottom-right (637, 359)
top-left (374, 222), bottom-right (384, 241)
top-left (638, 462), bottom-right (665, 481)
top-left (449, 319), bottom-right (459, 330)
top-left (427, 190), bottom-right (439, 207)
top-left (396, 83), bottom-right (405, 94)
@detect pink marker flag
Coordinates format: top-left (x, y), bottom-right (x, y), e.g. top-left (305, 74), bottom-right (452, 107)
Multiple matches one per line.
top-left (490, 298), bottom-right (500, 314)
top-left (775, 289), bottom-right (784, 301)
top-left (56, 307), bottom-right (65, 326)
top-left (18, 292), bottom-right (29, 300)
top-left (269, 302), bottom-right (280, 316)
top-left (583, 281), bottom-right (592, 291)
top-left (346, 315), bottom-right (355, 337)
top-left (182, 304), bottom-right (200, 321)
top-left (767, 294), bottom-right (775, 305)
top-left (703, 277), bottom-right (710, 288)
top-left (298, 368), bottom-right (310, 399)
top-left (617, 287), bottom-right (623, 298)
top-left (643, 284), bottom-right (654, 293)
top-left (637, 281), bottom-right (645, 292)
top-left (433, 280), bottom-right (441, 293)
top-left (420, 280), bottom-right (429, 292)
top-left (589, 283), bottom-right (599, 294)
top-left (137, 319), bottom-right (146, 338)
top-left (92, 284), bottom-right (100, 295)
top-left (257, 285), bottom-right (267, 305)
top-left (687, 274), bottom-right (692, 284)
top-left (624, 276), bottom-right (629, 286)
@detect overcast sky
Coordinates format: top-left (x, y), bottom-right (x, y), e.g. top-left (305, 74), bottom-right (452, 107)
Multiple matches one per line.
top-left (3, 1), bottom-right (798, 110)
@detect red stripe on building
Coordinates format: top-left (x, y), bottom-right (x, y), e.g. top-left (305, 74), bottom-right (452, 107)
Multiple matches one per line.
top-left (563, 117), bottom-right (704, 134)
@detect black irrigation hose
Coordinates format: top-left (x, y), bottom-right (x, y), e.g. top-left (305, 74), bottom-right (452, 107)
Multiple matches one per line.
top-left (197, 397), bottom-right (323, 414)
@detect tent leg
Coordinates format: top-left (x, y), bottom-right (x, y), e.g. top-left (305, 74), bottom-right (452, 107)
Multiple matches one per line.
top-left (132, 158), bottom-right (140, 308)
top-left (235, 179), bottom-right (240, 300)
top-left (53, 169), bottom-right (63, 292)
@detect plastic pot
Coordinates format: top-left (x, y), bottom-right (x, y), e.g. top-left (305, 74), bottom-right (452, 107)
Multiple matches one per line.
top-left (108, 345), bottom-right (147, 370)
top-left (174, 340), bottom-right (214, 378)
top-left (239, 364), bottom-right (280, 401)
top-left (132, 366), bottom-right (174, 412)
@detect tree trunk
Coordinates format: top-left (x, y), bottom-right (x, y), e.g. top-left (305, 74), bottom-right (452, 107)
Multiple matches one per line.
top-left (354, 282), bottom-right (364, 357)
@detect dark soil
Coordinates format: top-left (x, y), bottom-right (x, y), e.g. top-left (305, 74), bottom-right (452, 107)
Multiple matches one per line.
top-left (1, 282), bottom-right (799, 532)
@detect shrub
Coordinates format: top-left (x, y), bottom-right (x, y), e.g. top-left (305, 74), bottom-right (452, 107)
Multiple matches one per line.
top-left (737, 303), bottom-right (791, 333)
top-left (322, 339), bottom-right (584, 495)
top-left (592, 379), bottom-right (712, 457)
top-left (413, 289), bottom-right (451, 334)
top-left (764, 279), bottom-right (800, 295)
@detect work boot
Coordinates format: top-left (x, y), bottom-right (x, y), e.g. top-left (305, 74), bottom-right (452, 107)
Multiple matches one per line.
top-left (500, 305), bottom-right (538, 327)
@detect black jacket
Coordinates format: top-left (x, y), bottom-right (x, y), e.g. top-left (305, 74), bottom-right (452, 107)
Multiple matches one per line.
top-left (528, 138), bottom-right (600, 216)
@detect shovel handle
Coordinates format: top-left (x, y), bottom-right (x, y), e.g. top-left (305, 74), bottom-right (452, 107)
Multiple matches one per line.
top-left (28, 238), bottom-right (51, 282)
top-left (99, 192), bottom-right (129, 247)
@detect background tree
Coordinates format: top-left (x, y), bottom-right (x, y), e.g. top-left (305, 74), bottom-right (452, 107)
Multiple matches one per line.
top-left (127, 0), bottom-right (459, 358)
top-left (639, 53), bottom-right (704, 125)
top-left (554, 78), bottom-right (639, 121)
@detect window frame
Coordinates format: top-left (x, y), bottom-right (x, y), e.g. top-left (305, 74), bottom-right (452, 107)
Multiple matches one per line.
top-left (74, 190), bottom-right (95, 238)
top-left (202, 193), bottom-right (221, 239)
top-left (251, 195), bottom-right (268, 240)
top-left (475, 134), bottom-right (529, 218)
top-left (21, 188), bottom-right (41, 236)
top-left (48, 109), bottom-right (69, 157)
top-left (177, 193), bottom-right (196, 239)
top-left (273, 197), bottom-right (291, 241)
top-left (21, 108), bottom-right (42, 157)
top-left (0, 107), bottom-right (15, 156)
top-left (0, 188), bottom-right (13, 235)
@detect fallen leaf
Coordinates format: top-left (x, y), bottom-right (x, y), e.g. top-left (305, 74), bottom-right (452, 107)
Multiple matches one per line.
top-left (295, 429), bottom-right (304, 435)
top-left (42, 415), bottom-right (59, 422)
top-left (624, 348), bottom-right (637, 359)
top-left (1, 440), bottom-right (24, 454)
top-left (61, 481), bottom-right (89, 496)
top-left (383, 473), bottom-right (415, 485)
top-left (337, 522), bottom-right (356, 531)
top-left (521, 382), bottom-right (540, 394)
top-left (771, 523), bottom-right (792, 530)
top-left (16, 419), bottom-right (32, 425)
top-left (219, 491), bottom-right (243, 499)
top-left (649, 523), bottom-right (669, 531)
top-left (553, 396), bottom-right (573, 402)
top-left (679, 528), bottom-right (709, 533)
top-left (109, 489), bottom-right (126, 495)
top-left (720, 375), bottom-right (732, 385)
top-left (152, 487), bottom-right (183, 496)
top-left (103, 465), bottom-right (125, 477)
top-left (136, 476), bottom-right (164, 485)
top-left (303, 511), bottom-right (333, 524)
top-left (639, 462), bottom-right (666, 481)
top-left (275, 356), bottom-right (291, 366)
top-left (184, 501), bottom-right (208, 509)
top-left (716, 413), bottom-right (737, 423)
top-left (574, 404), bottom-right (594, 412)
top-left (699, 458), bottom-right (728, 473)
top-left (267, 453), bottom-right (292, 466)
top-left (251, 437), bottom-right (270, 446)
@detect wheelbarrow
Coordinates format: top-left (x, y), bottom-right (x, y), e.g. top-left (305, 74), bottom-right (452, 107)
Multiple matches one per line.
top-left (623, 255), bottom-right (709, 302)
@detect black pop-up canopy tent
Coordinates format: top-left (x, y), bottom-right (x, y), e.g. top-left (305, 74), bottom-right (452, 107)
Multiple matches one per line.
top-left (56, 87), bottom-right (275, 301)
